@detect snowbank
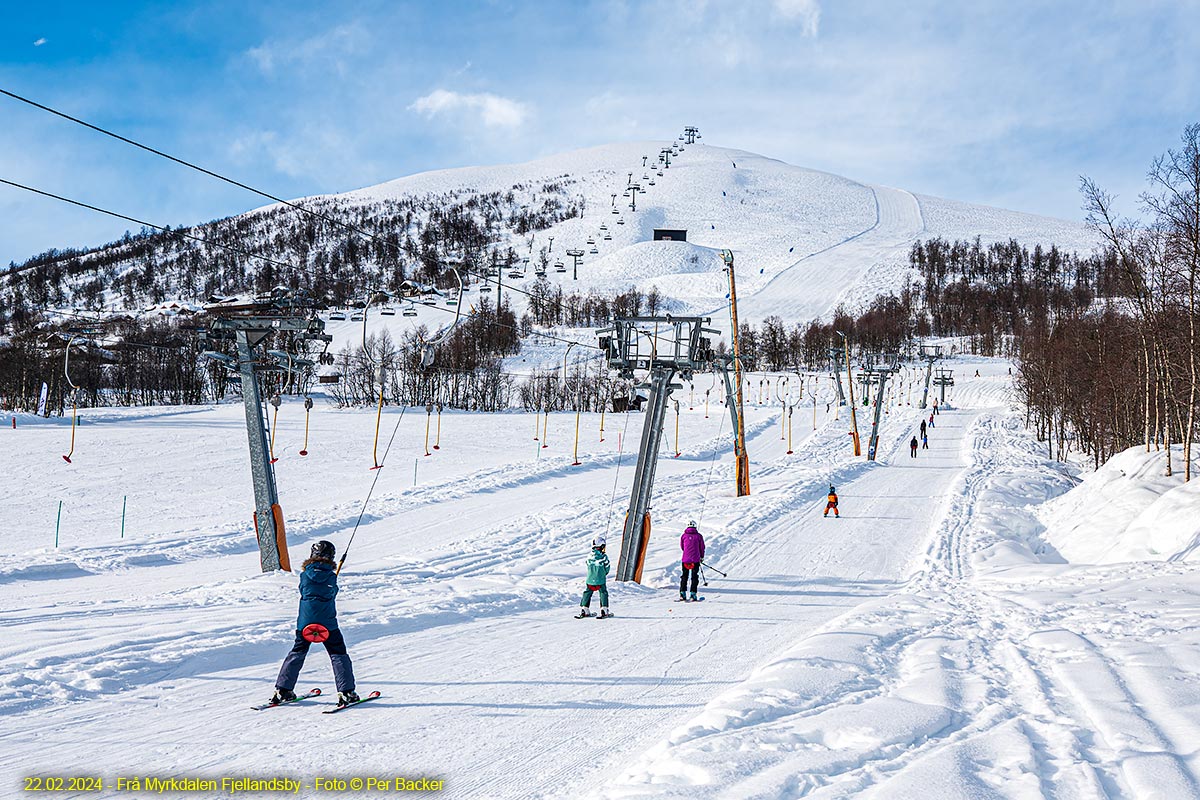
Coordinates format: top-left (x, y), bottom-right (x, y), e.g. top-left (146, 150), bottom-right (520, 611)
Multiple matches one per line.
top-left (1040, 445), bottom-right (1200, 563)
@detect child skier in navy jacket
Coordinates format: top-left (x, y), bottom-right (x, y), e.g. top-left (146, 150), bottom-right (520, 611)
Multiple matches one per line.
top-left (270, 540), bottom-right (359, 707)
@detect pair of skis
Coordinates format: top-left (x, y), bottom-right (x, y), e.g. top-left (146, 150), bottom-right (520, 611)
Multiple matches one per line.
top-left (251, 688), bottom-right (381, 713)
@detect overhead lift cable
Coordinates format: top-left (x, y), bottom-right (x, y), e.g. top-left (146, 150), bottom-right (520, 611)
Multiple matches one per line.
top-left (0, 87), bottom-right (617, 333)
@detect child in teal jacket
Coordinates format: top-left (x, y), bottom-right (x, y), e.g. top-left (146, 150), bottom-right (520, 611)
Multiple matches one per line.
top-left (577, 536), bottom-right (611, 618)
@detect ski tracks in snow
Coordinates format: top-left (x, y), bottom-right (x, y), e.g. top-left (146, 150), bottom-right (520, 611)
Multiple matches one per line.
top-left (603, 407), bottom-right (1200, 799)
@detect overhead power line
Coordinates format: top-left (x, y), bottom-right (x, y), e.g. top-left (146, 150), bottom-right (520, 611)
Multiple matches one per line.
top-left (0, 177), bottom-right (300, 273)
top-left (0, 86), bottom-right (604, 322)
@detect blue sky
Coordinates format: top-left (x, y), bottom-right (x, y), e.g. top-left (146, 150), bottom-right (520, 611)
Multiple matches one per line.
top-left (2, 0), bottom-right (1197, 265)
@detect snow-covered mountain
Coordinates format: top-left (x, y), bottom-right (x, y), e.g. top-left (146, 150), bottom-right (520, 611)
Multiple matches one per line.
top-left (5, 140), bottom-right (1099, 335)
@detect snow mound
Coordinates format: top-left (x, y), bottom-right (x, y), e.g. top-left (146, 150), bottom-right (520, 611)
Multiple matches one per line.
top-left (1040, 445), bottom-right (1200, 563)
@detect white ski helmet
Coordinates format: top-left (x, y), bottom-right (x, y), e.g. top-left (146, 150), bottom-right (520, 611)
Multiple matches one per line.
top-left (688, 519), bottom-right (698, 529)
top-left (592, 535), bottom-right (606, 548)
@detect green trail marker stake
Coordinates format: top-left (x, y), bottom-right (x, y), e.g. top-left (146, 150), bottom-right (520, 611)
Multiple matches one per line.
top-left (55, 500), bottom-right (62, 548)
top-left (121, 495), bottom-right (127, 539)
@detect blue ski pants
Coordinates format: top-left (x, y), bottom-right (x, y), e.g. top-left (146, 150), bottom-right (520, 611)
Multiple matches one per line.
top-left (276, 628), bottom-right (355, 693)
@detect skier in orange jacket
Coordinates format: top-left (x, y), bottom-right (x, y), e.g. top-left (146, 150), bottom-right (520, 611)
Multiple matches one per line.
top-left (824, 485), bottom-right (839, 518)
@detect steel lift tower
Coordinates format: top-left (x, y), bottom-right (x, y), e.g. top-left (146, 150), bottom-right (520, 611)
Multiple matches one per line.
top-left (201, 290), bottom-right (331, 572)
top-left (829, 347), bottom-right (847, 406)
top-left (933, 367), bottom-right (955, 405)
top-left (918, 343), bottom-right (943, 409)
top-left (858, 354), bottom-right (901, 461)
top-left (599, 316), bottom-right (722, 582)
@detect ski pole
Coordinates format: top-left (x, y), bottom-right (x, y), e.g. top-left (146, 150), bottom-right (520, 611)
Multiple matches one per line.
top-left (700, 560), bottom-right (727, 577)
top-left (699, 564), bottom-right (709, 587)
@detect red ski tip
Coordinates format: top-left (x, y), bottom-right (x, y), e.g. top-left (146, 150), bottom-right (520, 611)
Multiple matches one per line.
top-left (433, 445), bottom-right (440, 450)
top-left (62, 455), bottom-right (72, 463)
top-left (311, 687), bottom-right (322, 695)
top-left (270, 458), bottom-right (279, 464)
top-left (299, 450), bottom-right (308, 456)
top-left (369, 465), bottom-right (383, 471)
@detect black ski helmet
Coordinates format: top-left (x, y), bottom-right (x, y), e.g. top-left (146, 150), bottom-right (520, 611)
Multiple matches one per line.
top-left (311, 540), bottom-right (336, 561)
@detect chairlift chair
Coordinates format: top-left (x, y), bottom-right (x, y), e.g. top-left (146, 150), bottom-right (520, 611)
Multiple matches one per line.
top-left (604, 233), bottom-right (612, 241)
top-left (402, 306), bottom-right (418, 317)
top-left (616, 217), bottom-right (626, 225)
top-left (586, 237), bottom-right (595, 245)
top-left (446, 298), bottom-right (458, 306)
top-left (555, 261), bottom-right (566, 273)
top-left (481, 284), bottom-right (493, 292)
top-left (380, 306), bottom-right (396, 316)
top-left (330, 311), bottom-right (347, 321)
top-left (589, 246), bottom-right (598, 254)
top-left (350, 312), bottom-right (364, 322)
top-left (611, 207), bottom-right (619, 214)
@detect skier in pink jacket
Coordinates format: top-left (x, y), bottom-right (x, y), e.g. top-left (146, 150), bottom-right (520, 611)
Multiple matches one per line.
top-left (679, 522), bottom-right (705, 602)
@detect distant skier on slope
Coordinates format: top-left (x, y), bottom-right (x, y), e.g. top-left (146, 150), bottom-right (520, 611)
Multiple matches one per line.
top-left (922, 432), bottom-right (929, 449)
top-left (933, 399), bottom-right (939, 415)
top-left (679, 522), bottom-right (705, 601)
top-left (910, 436), bottom-right (919, 458)
top-left (577, 536), bottom-right (611, 619)
top-left (928, 412), bottom-right (935, 429)
top-left (824, 485), bottom-right (839, 518)
top-left (270, 540), bottom-right (359, 707)
top-left (920, 419), bottom-right (927, 437)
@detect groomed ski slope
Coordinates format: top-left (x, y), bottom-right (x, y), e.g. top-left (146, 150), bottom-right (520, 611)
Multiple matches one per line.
top-left (735, 184), bottom-right (924, 324)
top-left (9, 359), bottom-right (1200, 798)
top-left (0, 362), bottom-right (966, 797)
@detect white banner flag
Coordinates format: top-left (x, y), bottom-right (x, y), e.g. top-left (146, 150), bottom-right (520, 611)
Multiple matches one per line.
top-left (36, 382), bottom-right (48, 417)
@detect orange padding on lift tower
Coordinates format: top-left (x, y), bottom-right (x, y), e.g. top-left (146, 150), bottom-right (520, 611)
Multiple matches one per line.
top-left (252, 506), bottom-right (292, 571)
top-left (272, 504), bottom-right (291, 571)
top-left (633, 512), bottom-right (651, 583)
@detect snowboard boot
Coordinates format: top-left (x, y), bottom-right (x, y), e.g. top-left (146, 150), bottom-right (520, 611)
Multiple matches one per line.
top-left (598, 607), bottom-right (612, 619)
top-left (575, 607), bottom-right (593, 619)
top-left (337, 691), bottom-right (360, 707)
top-left (270, 688), bottom-right (297, 705)
top-left (689, 592), bottom-right (699, 602)
top-left (679, 591), bottom-right (687, 602)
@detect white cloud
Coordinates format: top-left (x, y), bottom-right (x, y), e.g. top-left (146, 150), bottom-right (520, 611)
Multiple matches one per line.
top-left (33, 38), bottom-right (47, 47)
top-left (409, 89), bottom-right (528, 129)
top-left (247, 23), bottom-right (366, 77)
top-left (772, 0), bottom-right (819, 36)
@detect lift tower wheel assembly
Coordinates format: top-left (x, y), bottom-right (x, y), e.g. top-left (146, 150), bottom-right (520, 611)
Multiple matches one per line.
top-left (201, 290), bottom-right (331, 572)
top-left (599, 315), bottom-right (719, 583)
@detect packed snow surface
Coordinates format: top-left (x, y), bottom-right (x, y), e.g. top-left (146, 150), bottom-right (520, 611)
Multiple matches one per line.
top-left (5, 357), bottom-right (1200, 799)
